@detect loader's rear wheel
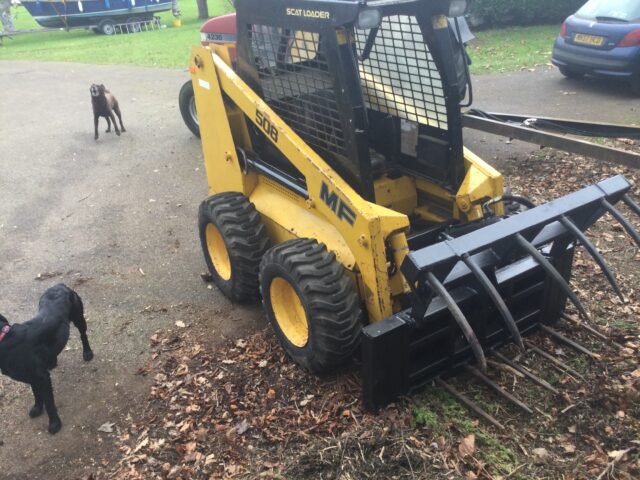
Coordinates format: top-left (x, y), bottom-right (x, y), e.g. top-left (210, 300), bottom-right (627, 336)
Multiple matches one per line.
top-left (198, 193), bottom-right (269, 303)
top-left (260, 239), bottom-right (363, 373)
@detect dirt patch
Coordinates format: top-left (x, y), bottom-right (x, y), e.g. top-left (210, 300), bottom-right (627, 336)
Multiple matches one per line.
top-left (96, 146), bottom-right (640, 480)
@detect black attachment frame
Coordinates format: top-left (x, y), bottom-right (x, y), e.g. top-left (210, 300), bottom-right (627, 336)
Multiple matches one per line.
top-left (363, 175), bottom-right (639, 410)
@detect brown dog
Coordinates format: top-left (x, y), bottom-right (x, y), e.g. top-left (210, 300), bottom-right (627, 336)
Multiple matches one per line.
top-left (90, 84), bottom-right (125, 140)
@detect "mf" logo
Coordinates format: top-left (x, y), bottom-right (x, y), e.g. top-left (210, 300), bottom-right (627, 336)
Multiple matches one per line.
top-left (320, 182), bottom-right (356, 226)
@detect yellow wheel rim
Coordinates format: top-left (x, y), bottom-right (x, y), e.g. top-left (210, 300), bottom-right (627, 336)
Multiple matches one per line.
top-left (205, 223), bottom-right (231, 281)
top-left (270, 277), bottom-right (308, 348)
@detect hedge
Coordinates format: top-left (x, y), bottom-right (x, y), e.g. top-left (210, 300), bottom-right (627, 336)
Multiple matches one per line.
top-left (468, 0), bottom-right (586, 28)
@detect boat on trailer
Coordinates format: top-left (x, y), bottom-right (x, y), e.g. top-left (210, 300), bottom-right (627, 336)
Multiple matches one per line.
top-left (19, 0), bottom-right (178, 33)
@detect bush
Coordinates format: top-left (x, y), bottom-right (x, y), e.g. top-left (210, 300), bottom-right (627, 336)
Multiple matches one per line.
top-left (468, 0), bottom-right (586, 28)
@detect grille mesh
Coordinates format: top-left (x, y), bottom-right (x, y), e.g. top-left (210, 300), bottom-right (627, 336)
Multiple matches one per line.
top-left (356, 16), bottom-right (448, 130)
top-left (250, 26), bottom-right (346, 155)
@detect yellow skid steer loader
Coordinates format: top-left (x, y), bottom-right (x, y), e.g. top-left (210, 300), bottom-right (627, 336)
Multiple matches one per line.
top-left (188, 0), bottom-right (640, 412)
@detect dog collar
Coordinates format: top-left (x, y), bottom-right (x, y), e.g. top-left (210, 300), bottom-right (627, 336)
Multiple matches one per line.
top-left (0, 325), bottom-right (10, 342)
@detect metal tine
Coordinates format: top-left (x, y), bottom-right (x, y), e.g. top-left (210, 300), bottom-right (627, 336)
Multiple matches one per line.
top-left (425, 271), bottom-right (488, 371)
top-left (559, 216), bottom-right (624, 301)
top-left (490, 348), bottom-right (559, 395)
top-left (435, 377), bottom-right (505, 430)
top-left (461, 254), bottom-right (525, 351)
top-left (524, 341), bottom-right (585, 381)
top-left (465, 365), bottom-right (533, 414)
top-left (561, 313), bottom-right (625, 350)
top-left (515, 233), bottom-right (590, 320)
top-left (601, 199), bottom-right (640, 246)
top-left (539, 324), bottom-right (596, 359)
top-left (622, 194), bottom-right (640, 217)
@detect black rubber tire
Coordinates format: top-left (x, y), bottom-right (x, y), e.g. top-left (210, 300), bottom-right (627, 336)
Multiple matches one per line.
top-left (179, 80), bottom-right (200, 138)
top-left (198, 193), bottom-right (269, 303)
top-left (99, 19), bottom-right (116, 35)
top-left (260, 239), bottom-right (363, 373)
top-left (558, 66), bottom-right (584, 79)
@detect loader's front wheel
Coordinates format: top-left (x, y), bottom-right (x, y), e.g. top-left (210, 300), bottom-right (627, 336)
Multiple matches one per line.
top-left (260, 239), bottom-right (363, 373)
top-left (198, 193), bottom-right (269, 303)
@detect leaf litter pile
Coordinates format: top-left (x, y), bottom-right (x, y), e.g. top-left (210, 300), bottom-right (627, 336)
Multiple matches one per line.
top-left (104, 146), bottom-right (639, 480)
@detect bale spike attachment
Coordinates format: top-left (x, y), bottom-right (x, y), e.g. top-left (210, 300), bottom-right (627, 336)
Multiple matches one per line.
top-left (435, 378), bottom-right (505, 429)
top-left (525, 342), bottom-right (585, 380)
top-left (515, 233), bottom-right (590, 320)
top-left (601, 199), bottom-right (640, 246)
top-left (558, 216), bottom-right (624, 301)
top-left (539, 324), bottom-right (596, 359)
top-left (622, 194), bottom-right (640, 216)
top-left (426, 272), bottom-right (487, 371)
top-left (461, 254), bottom-right (525, 351)
top-left (489, 349), bottom-right (559, 394)
top-left (465, 365), bottom-right (533, 414)
top-left (362, 175), bottom-right (637, 411)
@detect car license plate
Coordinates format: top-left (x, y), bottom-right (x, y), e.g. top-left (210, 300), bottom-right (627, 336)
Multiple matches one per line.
top-left (574, 33), bottom-right (605, 46)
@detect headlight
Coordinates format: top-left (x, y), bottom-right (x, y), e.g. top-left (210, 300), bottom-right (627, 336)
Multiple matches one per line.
top-left (200, 32), bottom-right (207, 42)
top-left (448, 0), bottom-right (468, 17)
top-left (356, 8), bottom-right (382, 30)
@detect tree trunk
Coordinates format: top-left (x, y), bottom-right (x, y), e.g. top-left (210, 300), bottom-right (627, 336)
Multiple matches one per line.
top-left (196, 0), bottom-right (209, 20)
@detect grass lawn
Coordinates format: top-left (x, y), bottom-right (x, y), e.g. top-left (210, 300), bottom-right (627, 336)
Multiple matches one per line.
top-left (1, 3), bottom-right (560, 74)
top-left (0, 0), bottom-right (234, 68)
top-left (468, 25), bottom-right (560, 74)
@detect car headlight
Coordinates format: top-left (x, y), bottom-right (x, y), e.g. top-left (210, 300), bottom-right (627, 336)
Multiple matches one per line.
top-left (448, 0), bottom-right (468, 17)
top-left (200, 32), bottom-right (207, 42)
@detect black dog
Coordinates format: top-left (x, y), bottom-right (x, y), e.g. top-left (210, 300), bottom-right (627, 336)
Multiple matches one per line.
top-left (90, 83), bottom-right (125, 140)
top-left (0, 284), bottom-right (94, 434)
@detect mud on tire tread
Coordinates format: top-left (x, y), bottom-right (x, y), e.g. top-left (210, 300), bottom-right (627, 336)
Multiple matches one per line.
top-left (260, 238), bottom-right (363, 373)
top-left (198, 193), bottom-right (269, 303)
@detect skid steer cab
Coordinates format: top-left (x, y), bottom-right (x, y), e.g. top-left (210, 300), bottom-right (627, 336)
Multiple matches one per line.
top-left (188, 0), bottom-right (640, 411)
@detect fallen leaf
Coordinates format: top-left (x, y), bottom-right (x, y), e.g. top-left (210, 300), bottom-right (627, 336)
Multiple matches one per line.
top-left (459, 434), bottom-right (475, 457)
top-left (132, 437), bottom-right (149, 454)
top-left (235, 419), bottom-right (250, 435)
top-left (532, 447), bottom-right (550, 461)
top-left (608, 449), bottom-right (629, 460)
top-left (98, 422), bottom-right (115, 433)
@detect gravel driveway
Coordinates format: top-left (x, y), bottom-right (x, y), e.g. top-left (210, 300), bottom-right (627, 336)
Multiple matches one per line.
top-left (0, 60), bottom-right (637, 479)
top-left (0, 60), bottom-right (263, 479)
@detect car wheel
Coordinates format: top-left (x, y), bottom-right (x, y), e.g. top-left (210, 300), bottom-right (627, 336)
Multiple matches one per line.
top-left (125, 17), bottom-right (142, 33)
top-left (179, 80), bottom-right (200, 137)
top-left (558, 66), bottom-right (584, 80)
top-left (99, 19), bottom-right (116, 35)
